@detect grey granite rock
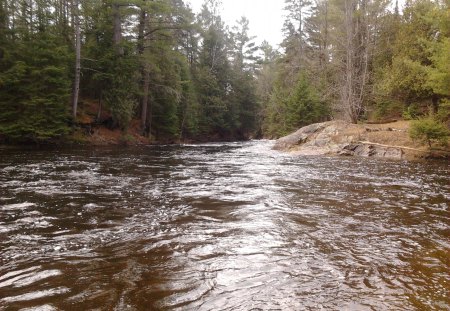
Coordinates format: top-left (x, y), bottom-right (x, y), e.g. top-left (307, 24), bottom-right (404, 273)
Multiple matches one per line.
top-left (273, 121), bottom-right (404, 160)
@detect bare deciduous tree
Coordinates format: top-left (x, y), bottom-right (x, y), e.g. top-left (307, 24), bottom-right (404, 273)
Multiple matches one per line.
top-left (339, 0), bottom-right (375, 123)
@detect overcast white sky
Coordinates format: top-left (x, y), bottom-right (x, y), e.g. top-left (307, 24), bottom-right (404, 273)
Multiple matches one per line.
top-left (186, 0), bottom-right (285, 48)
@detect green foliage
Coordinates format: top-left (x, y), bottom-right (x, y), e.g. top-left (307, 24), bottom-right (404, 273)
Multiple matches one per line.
top-left (230, 71), bottom-right (259, 135)
top-left (410, 117), bottom-right (450, 148)
top-left (194, 66), bottom-right (230, 134)
top-left (402, 103), bottom-right (422, 120)
top-left (436, 99), bottom-right (450, 122)
top-left (177, 56), bottom-right (200, 138)
top-left (147, 47), bottom-right (188, 139)
top-left (375, 0), bottom-right (448, 108)
top-left (264, 0), bottom-right (450, 131)
top-left (3, 0), bottom-right (447, 144)
top-left (0, 31), bottom-right (71, 142)
top-left (379, 57), bottom-right (432, 101)
top-left (427, 37), bottom-right (450, 97)
top-left (119, 133), bottom-right (136, 145)
top-left (286, 74), bottom-right (329, 129)
top-left (373, 100), bottom-right (404, 120)
top-left (103, 51), bottom-right (139, 130)
top-left (193, 3), bottom-right (236, 137)
top-left (263, 73), bottom-right (329, 137)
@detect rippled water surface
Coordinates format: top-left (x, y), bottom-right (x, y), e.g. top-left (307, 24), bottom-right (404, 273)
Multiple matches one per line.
top-left (0, 141), bottom-right (449, 310)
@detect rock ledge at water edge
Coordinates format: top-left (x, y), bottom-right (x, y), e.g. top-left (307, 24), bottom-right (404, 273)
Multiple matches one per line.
top-left (272, 120), bottom-right (423, 160)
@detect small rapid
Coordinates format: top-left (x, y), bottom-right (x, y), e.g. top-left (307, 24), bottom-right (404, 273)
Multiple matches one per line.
top-left (0, 141), bottom-right (449, 310)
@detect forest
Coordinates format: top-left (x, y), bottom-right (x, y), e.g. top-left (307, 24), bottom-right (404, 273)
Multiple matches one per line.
top-left (0, 0), bottom-right (449, 143)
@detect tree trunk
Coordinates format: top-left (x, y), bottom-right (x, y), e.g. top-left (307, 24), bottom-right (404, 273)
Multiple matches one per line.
top-left (137, 5), bottom-right (145, 55)
top-left (148, 98), bottom-right (153, 140)
top-left (0, 0), bottom-right (7, 32)
top-left (137, 5), bottom-right (149, 134)
top-left (97, 89), bottom-right (103, 121)
top-left (343, 0), bottom-right (356, 123)
top-left (323, 0), bottom-right (328, 67)
top-left (298, 2), bottom-right (303, 60)
top-left (341, 0), bottom-right (370, 124)
top-left (431, 95), bottom-right (439, 113)
top-left (141, 69), bottom-right (150, 134)
top-left (112, 2), bottom-right (123, 55)
top-left (72, 0), bottom-right (81, 120)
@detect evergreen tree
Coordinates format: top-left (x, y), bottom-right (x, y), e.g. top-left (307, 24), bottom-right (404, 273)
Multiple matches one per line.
top-left (263, 72), bottom-right (328, 137)
top-left (376, 0), bottom-right (449, 112)
top-left (229, 17), bottom-right (260, 136)
top-left (194, 0), bottom-right (234, 137)
top-left (0, 1), bottom-right (71, 142)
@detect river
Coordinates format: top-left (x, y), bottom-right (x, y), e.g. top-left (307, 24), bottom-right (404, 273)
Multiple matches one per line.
top-left (0, 141), bottom-right (449, 310)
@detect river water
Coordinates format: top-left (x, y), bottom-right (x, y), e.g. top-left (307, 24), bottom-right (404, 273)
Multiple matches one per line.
top-left (0, 141), bottom-right (449, 310)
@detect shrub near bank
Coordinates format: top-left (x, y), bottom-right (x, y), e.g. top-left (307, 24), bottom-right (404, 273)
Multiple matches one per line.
top-left (409, 117), bottom-right (449, 148)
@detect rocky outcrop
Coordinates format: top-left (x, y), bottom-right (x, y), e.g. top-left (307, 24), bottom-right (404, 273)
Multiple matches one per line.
top-left (273, 120), bottom-right (421, 160)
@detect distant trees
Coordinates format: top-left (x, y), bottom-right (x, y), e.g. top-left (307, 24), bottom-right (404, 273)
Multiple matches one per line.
top-left (195, 0), bottom-right (233, 135)
top-left (191, 1), bottom-right (260, 139)
top-left (229, 17), bottom-right (260, 135)
top-left (259, 0), bottom-right (332, 137)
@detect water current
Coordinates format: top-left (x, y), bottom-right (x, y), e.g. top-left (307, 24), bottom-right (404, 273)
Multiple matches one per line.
top-left (0, 141), bottom-right (449, 310)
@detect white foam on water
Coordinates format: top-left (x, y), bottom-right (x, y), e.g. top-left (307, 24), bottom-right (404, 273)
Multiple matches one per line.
top-left (0, 269), bottom-right (62, 288)
top-left (1, 287), bottom-right (70, 303)
top-left (1, 202), bottom-right (36, 210)
top-left (19, 304), bottom-right (58, 311)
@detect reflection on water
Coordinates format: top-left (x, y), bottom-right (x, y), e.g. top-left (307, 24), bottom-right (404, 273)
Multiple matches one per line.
top-left (0, 141), bottom-right (449, 310)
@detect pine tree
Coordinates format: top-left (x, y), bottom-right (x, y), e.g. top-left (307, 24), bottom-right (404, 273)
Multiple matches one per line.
top-left (194, 0), bottom-right (234, 136)
top-left (376, 0), bottom-right (449, 112)
top-left (0, 1), bottom-right (71, 142)
top-left (229, 17), bottom-right (260, 136)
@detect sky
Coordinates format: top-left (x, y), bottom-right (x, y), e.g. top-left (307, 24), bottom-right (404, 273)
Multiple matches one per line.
top-left (186, 0), bottom-right (285, 48)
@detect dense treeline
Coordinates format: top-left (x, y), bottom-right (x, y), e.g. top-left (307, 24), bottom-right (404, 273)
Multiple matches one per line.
top-left (0, 0), bottom-right (448, 143)
top-left (260, 0), bottom-right (449, 137)
top-left (0, 0), bottom-right (260, 142)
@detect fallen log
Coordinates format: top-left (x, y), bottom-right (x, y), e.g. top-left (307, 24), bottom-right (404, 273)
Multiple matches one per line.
top-left (357, 141), bottom-right (425, 152)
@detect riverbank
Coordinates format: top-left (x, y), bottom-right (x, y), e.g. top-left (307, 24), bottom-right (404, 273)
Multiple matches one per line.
top-left (273, 120), bottom-right (449, 160)
top-left (69, 99), bottom-right (248, 146)
top-left (70, 122), bottom-right (247, 146)
top-left (70, 120), bottom-right (145, 146)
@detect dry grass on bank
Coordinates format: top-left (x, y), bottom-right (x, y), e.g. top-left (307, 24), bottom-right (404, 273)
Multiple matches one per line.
top-left (337, 120), bottom-right (449, 159)
top-left (72, 99), bottom-right (151, 146)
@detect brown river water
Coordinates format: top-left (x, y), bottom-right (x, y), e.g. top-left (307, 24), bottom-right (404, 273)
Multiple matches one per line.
top-left (0, 141), bottom-right (449, 310)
